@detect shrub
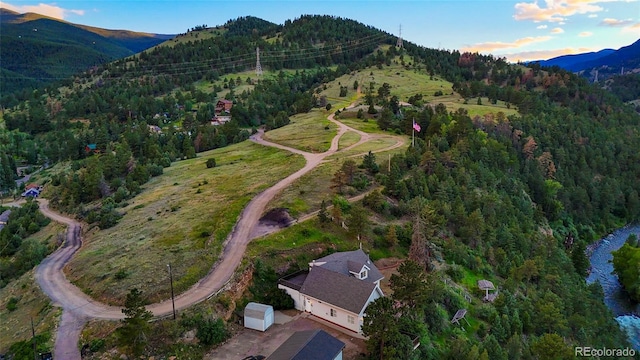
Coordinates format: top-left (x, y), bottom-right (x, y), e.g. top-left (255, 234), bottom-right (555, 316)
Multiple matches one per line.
top-left (206, 158), bottom-right (217, 168)
top-left (197, 318), bottom-right (229, 346)
top-left (6, 297), bottom-right (18, 311)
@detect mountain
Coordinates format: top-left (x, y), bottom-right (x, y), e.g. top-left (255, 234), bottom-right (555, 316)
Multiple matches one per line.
top-left (532, 39), bottom-right (640, 83)
top-left (532, 48), bottom-right (615, 70)
top-left (0, 8), bottom-right (174, 96)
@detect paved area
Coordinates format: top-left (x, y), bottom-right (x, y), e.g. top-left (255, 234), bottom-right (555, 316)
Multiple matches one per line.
top-left (205, 311), bottom-right (366, 360)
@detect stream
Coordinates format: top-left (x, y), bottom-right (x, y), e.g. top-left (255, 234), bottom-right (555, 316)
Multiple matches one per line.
top-left (586, 225), bottom-right (640, 350)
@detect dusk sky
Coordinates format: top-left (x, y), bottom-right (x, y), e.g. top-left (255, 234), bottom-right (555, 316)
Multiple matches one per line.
top-left (1, 0), bottom-right (639, 62)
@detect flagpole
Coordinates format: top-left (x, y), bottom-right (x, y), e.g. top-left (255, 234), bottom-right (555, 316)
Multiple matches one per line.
top-left (412, 117), bottom-right (415, 148)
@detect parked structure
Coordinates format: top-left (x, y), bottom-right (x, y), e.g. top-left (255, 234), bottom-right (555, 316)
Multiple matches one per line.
top-left (278, 249), bottom-right (384, 334)
top-left (267, 329), bottom-right (345, 360)
top-left (244, 302), bottom-right (275, 332)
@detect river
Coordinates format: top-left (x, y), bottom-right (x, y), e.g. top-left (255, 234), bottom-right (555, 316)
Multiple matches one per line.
top-left (586, 225), bottom-right (640, 350)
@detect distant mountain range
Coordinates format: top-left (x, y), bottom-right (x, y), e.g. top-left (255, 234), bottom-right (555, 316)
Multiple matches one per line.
top-left (532, 39), bottom-right (640, 81)
top-left (0, 8), bottom-right (174, 95)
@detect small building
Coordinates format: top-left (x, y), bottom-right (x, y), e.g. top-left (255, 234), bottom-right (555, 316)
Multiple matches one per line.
top-left (211, 114), bottom-right (232, 126)
top-left (85, 144), bottom-right (99, 153)
top-left (0, 209), bottom-right (11, 230)
top-left (21, 188), bottom-right (40, 198)
top-left (267, 329), bottom-right (345, 360)
top-left (215, 99), bottom-right (233, 113)
top-left (244, 302), bottom-right (274, 332)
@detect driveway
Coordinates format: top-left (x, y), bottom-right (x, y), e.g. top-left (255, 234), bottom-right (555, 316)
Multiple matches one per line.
top-left (205, 311), bottom-right (366, 360)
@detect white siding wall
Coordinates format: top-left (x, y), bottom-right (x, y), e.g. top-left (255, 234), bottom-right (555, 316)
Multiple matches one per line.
top-left (244, 316), bottom-right (265, 331)
top-left (307, 298), bottom-right (360, 333)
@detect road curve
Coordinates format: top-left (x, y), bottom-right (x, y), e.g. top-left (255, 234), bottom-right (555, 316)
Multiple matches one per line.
top-left (32, 104), bottom-right (404, 359)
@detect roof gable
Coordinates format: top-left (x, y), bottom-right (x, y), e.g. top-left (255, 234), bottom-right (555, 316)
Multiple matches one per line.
top-left (267, 330), bottom-right (345, 360)
top-left (301, 266), bottom-right (378, 314)
top-left (312, 249), bottom-right (384, 283)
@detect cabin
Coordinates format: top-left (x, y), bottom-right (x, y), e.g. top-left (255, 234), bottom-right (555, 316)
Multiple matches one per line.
top-left (211, 114), bottom-right (232, 126)
top-left (244, 302), bottom-right (275, 332)
top-left (215, 99), bottom-right (233, 113)
top-left (21, 188), bottom-right (40, 197)
top-left (84, 144), bottom-right (100, 154)
top-left (267, 330), bottom-right (345, 360)
top-left (278, 249), bottom-right (384, 334)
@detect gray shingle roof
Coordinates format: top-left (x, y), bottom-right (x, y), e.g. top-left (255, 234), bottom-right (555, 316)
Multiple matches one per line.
top-left (244, 302), bottom-right (272, 319)
top-left (267, 330), bottom-right (345, 360)
top-left (301, 266), bottom-right (378, 314)
top-left (313, 249), bottom-right (383, 283)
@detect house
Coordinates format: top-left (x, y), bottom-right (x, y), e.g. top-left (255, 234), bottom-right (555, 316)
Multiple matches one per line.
top-left (85, 144), bottom-right (99, 153)
top-left (267, 329), bottom-right (345, 360)
top-left (21, 188), bottom-right (40, 197)
top-left (148, 125), bottom-right (162, 134)
top-left (278, 249), bottom-right (384, 334)
top-left (0, 210), bottom-right (11, 230)
top-left (210, 114), bottom-right (232, 126)
top-left (215, 99), bottom-right (233, 113)
top-left (244, 302), bottom-right (274, 332)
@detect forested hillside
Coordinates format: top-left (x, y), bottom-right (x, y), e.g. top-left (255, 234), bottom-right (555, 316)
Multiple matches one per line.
top-left (0, 8), bottom-right (171, 97)
top-left (1, 14), bottom-right (638, 358)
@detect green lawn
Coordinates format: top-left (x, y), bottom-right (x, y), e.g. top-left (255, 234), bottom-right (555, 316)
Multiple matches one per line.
top-left (263, 110), bottom-right (337, 153)
top-left (327, 137), bottom-right (405, 160)
top-left (65, 141), bottom-right (305, 305)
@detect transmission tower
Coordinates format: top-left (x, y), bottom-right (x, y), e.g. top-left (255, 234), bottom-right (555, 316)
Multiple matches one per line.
top-left (396, 24), bottom-right (403, 48)
top-left (255, 47), bottom-right (263, 77)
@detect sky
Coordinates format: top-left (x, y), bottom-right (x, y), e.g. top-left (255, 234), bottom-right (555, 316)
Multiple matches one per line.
top-left (1, 0), bottom-right (639, 62)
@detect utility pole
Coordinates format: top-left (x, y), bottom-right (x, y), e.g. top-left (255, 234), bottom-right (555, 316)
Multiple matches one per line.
top-left (255, 47), bottom-right (263, 77)
top-left (167, 264), bottom-right (176, 320)
top-left (31, 317), bottom-right (37, 360)
top-left (396, 24), bottom-right (403, 48)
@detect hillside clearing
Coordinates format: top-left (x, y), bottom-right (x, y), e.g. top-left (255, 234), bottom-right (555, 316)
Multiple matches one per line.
top-left (65, 142), bottom-right (305, 305)
top-left (262, 110), bottom-right (337, 153)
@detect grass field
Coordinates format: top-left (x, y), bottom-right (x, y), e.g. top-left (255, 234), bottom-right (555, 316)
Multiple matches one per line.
top-left (262, 109), bottom-right (337, 153)
top-left (65, 142), bottom-right (305, 305)
top-left (433, 95), bottom-right (519, 118)
top-left (0, 222), bottom-right (66, 352)
top-left (338, 131), bottom-right (360, 150)
top-left (326, 137), bottom-right (404, 160)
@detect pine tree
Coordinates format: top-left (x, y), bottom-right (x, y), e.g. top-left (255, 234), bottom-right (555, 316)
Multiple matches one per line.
top-left (118, 288), bottom-right (153, 356)
top-left (318, 199), bottom-right (329, 224)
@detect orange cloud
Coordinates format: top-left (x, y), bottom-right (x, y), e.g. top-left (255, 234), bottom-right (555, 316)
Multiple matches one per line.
top-left (505, 47), bottom-right (594, 62)
top-left (579, 31), bottom-right (594, 36)
top-left (514, 0), bottom-right (604, 22)
top-left (622, 22), bottom-right (640, 33)
top-left (461, 36), bottom-right (553, 53)
top-left (0, 1), bottom-right (84, 19)
top-left (551, 27), bottom-right (565, 33)
top-left (600, 18), bottom-right (634, 26)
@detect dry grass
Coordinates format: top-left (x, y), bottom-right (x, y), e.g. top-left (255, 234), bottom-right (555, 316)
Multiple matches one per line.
top-left (262, 110), bottom-right (337, 153)
top-left (65, 142), bottom-right (305, 305)
top-left (326, 137), bottom-right (405, 161)
top-left (338, 131), bottom-right (361, 150)
top-left (0, 222), bottom-right (66, 352)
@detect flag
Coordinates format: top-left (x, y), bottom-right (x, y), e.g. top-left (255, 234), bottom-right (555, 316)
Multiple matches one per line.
top-left (413, 120), bottom-right (421, 132)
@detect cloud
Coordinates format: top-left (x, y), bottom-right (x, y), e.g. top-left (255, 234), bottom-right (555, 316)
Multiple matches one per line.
top-left (579, 31), bottom-right (594, 36)
top-left (514, 0), bottom-right (604, 22)
top-left (622, 22), bottom-right (640, 33)
top-left (537, 24), bottom-right (548, 29)
top-left (599, 17), bottom-right (634, 26)
top-left (505, 47), bottom-right (594, 62)
top-left (461, 36), bottom-right (553, 53)
top-left (551, 27), bottom-right (565, 33)
top-left (588, 14), bottom-right (599, 18)
top-left (0, 1), bottom-right (84, 19)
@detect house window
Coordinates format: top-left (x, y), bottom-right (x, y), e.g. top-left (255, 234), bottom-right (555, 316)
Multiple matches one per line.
top-left (330, 309), bottom-right (337, 317)
top-left (347, 315), bottom-right (355, 324)
top-left (360, 269), bottom-right (368, 279)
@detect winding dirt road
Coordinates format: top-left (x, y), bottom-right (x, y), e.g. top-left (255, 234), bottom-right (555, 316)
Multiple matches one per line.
top-left (32, 105), bottom-right (405, 359)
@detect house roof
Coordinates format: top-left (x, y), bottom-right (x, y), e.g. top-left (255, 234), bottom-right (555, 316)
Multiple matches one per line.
top-left (86, 143), bottom-right (97, 150)
top-left (478, 280), bottom-right (495, 291)
top-left (312, 249), bottom-right (383, 283)
top-left (21, 188), bottom-right (40, 197)
top-left (244, 302), bottom-right (273, 319)
top-left (217, 99), bottom-right (233, 104)
top-left (0, 210), bottom-right (11, 223)
top-left (267, 330), bottom-right (345, 360)
top-left (301, 265), bottom-right (378, 314)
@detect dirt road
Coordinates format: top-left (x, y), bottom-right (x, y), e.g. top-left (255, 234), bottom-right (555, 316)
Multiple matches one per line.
top-left (32, 104), bottom-right (405, 359)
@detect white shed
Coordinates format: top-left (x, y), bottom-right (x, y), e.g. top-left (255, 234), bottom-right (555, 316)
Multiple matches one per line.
top-left (244, 302), bottom-right (274, 332)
